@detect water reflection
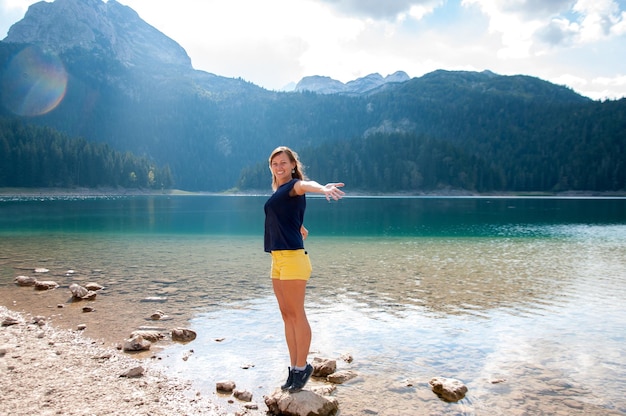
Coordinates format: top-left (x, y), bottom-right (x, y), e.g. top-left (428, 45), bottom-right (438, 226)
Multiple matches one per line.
top-left (305, 236), bottom-right (576, 317)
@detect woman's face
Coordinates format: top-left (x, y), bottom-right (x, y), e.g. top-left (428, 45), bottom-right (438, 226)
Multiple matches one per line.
top-left (270, 152), bottom-right (296, 185)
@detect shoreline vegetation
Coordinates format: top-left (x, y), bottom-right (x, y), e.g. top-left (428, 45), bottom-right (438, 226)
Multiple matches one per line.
top-left (1, 186), bottom-right (625, 198)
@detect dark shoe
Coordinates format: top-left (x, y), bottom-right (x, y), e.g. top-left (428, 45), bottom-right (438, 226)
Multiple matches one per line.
top-left (289, 363), bottom-right (313, 393)
top-left (281, 367), bottom-right (294, 391)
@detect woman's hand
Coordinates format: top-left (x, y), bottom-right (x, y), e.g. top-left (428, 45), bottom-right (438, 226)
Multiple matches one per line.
top-left (294, 180), bottom-right (345, 200)
top-left (300, 225), bottom-right (309, 240)
top-left (322, 183), bottom-right (345, 201)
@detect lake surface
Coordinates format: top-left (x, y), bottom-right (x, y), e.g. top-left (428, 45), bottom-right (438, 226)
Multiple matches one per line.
top-left (1, 195), bottom-right (625, 415)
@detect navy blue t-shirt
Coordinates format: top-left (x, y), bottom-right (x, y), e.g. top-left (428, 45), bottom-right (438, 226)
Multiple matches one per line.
top-left (264, 178), bottom-right (306, 252)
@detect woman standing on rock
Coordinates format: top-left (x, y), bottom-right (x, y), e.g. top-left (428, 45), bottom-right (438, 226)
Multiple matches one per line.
top-left (264, 146), bottom-right (345, 393)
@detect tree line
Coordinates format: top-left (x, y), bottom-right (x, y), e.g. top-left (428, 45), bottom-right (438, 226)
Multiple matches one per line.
top-left (237, 96), bottom-right (626, 194)
top-left (0, 117), bottom-right (173, 189)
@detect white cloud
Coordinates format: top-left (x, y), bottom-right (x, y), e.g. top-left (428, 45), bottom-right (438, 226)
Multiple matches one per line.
top-left (0, 0), bottom-right (37, 38)
top-left (317, 0), bottom-right (441, 21)
top-left (0, 0), bottom-right (624, 98)
top-left (590, 74), bottom-right (626, 100)
top-left (573, 0), bottom-right (624, 42)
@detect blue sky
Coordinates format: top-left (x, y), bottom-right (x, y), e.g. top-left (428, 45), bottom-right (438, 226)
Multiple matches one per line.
top-left (1, 0), bottom-right (625, 100)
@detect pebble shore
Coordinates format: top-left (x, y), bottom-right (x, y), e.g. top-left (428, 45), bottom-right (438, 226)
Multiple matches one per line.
top-left (0, 305), bottom-right (224, 416)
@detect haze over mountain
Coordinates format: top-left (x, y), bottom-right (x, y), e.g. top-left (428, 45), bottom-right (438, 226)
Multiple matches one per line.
top-left (4, 0), bottom-right (190, 70)
top-left (0, 0), bottom-right (624, 193)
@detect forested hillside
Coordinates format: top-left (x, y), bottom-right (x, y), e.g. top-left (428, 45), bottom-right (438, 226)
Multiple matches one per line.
top-left (0, 118), bottom-right (172, 189)
top-left (238, 81), bottom-right (625, 193)
top-left (0, 4), bottom-right (624, 194)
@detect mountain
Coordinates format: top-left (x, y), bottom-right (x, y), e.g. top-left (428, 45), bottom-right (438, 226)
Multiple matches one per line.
top-left (295, 71), bottom-right (410, 94)
top-left (4, 0), bottom-right (190, 71)
top-left (0, 0), bottom-right (623, 193)
top-left (2, 0), bottom-right (258, 94)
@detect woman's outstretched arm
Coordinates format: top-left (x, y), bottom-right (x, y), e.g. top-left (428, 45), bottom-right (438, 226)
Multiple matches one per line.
top-left (293, 181), bottom-right (345, 201)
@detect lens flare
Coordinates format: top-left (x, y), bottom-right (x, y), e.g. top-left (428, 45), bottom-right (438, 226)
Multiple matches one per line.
top-left (1, 45), bottom-right (68, 117)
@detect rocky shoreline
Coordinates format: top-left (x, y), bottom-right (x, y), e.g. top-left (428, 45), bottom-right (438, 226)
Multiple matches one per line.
top-left (0, 305), bottom-right (226, 416)
top-left (0, 305), bottom-right (366, 416)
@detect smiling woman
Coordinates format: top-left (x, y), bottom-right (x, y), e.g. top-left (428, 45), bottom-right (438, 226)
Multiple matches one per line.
top-left (264, 145), bottom-right (345, 392)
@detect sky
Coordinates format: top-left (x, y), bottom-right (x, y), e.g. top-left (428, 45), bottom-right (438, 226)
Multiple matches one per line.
top-left (1, 0), bottom-right (625, 100)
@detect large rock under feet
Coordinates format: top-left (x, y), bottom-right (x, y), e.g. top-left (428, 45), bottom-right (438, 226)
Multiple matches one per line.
top-left (264, 388), bottom-right (338, 416)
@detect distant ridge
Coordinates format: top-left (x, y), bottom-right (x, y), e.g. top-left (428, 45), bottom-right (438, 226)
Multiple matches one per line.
top-left (295, 71), bottom-right (410, 94)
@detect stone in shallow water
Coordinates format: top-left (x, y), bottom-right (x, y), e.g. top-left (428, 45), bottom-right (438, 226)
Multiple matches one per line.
top-left (233, 389), bottom-right (253, 402)
top-left (264, 389), bottom-right (338, 416)
top-left (171, 328), bottom-right (196, 342)
top-left (429, 377), bottom-right (468, 402)
top-left (216, 380), bottom-right (236, 393)
top-left (123, 335), bottom-right (151, 351)
top-left (34, 280), bottom-right (58, 290)
top-left (69, 283), bottom-right (88, 298)
top-left (312, 357), bottom-right (336, 377)
top-left (327, 370), bottom-right (357, 384)
top-left (84, 282), bottom-right (104, 291)
top-left (14, 275), bottom-right (37, 286)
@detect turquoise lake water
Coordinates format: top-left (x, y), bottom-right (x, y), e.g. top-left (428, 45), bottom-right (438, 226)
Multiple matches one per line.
top-left (1, 195), bottom-right (625, 415)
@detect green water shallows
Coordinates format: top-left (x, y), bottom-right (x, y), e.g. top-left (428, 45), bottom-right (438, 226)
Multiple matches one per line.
top-left (1, 195), bottom-right (625, 415)
top-left (1, 194), bottom-right (624, 237)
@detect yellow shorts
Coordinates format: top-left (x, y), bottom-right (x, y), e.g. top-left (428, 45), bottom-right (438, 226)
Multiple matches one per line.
top-left (270, 249), bottom-right (312, 280)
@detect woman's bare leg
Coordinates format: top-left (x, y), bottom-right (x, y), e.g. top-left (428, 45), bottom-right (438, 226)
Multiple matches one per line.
top-left (272, 279), bottom-right (311, 367)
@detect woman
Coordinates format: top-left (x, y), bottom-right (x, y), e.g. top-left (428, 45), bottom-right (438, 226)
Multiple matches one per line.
top-left (264, 146), bottom-right (344, 393)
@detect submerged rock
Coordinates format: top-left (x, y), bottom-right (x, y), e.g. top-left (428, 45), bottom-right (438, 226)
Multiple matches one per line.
top-left (70, 283), bottom-right (97, 300)
top-left (34, 280), bottom-right (59, 290)
top-left (312, 357), bottom-right (336, 377)
top-left (327, 370), bottom-right (357, 384)
top-left (429, 377), bottom-right (468, 402)
top-left (233, 389), bottom-right (253, 402)
top-left (171, 328), bottom-right (196, 343)
top-left (69, 283), bottom-right (88, 298)
top-left (14, 275), bottom-right (37, 286)
top-left (141, 297), bottom-right (167, 303)
top-left (150, 310), bottom-right (165, 320)
top-left (84, 282), bottom-right (104, 291)
top-left (216, 380), bottom-right (236, 393)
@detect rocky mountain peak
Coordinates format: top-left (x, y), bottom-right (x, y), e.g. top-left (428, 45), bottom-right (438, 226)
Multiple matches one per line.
top-left (3, 0), bottom-right (191, 70)
top-left (295, 71), bottom-right (410, 94)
